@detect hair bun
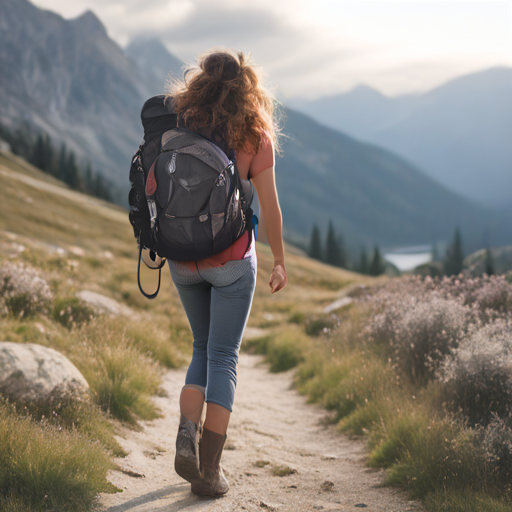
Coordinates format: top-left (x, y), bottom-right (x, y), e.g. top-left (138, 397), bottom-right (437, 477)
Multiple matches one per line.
top-left (203, 53), bottom-right (240, 83)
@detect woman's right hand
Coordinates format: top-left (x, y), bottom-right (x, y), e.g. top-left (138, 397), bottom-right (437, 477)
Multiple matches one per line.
top-left (269, 263), bottom-right (288, 293)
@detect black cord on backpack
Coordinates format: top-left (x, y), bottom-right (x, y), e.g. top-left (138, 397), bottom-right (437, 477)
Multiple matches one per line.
top-left (137, 243), bottom-right (164, 300)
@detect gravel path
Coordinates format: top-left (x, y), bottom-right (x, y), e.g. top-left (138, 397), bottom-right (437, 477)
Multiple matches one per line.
top-left (98, 353), bottom-right (424, 512)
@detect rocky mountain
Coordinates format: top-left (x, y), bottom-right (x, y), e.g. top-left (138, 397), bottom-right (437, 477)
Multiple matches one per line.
top-left (287, 67), bottom-right (512, 209)
top-left (1, 0), bottom-right (510, 255)
top-left (125, 38), bottom-right (184, 98)
top-left (0, 0), bottom-right (146, 201)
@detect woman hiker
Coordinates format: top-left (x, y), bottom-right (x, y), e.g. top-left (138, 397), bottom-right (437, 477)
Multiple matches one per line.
top-left (165, 48), bottom-right (288, 496)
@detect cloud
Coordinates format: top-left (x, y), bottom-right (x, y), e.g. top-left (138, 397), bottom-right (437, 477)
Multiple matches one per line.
top-left (32, 0), bottom-right (512, 98)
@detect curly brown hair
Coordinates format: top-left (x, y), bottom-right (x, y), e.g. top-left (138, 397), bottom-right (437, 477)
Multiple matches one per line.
top-left (165, 47), bottom-right (281, 155)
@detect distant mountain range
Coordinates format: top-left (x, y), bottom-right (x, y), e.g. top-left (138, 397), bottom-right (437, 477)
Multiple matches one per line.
top-left (287, 67), bottom-right (512, 209)
top-left (0, 0), bottom-right (510, 256)
top-left (275, 109), bottom-right (508, 253)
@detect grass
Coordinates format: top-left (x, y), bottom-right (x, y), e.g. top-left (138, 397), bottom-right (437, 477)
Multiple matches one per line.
top-left (11, 392), bottom-right (126, 457)
top-left (243, 324), bottom-right (311, 372)
top-left (384, 416), bottom-right (485, 498)
top-left (0, 403), bottom-right (115, 512)
top-left (423, 489), bottom-right (512, 512)
top-left (66, 319), bottom-right (164, 424)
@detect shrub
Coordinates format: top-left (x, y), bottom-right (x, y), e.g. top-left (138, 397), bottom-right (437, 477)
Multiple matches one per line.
top-left (0, 262), bottom-right (53, 318)
top-left (81, 342), bottom-right (162, 423)
top-left (472, 276), bottom-right (512, 322)
top-left (305, 313), bottom-right (340, 337)
top-left (265, 327), bottom-right (310, 372)
top-left (476, 414), bottom-right (512, 492)
top-left (438, 319), bottom-right (512, 426)
top-left (362, 274), bottom-right (512, 324)
top-left (288, 311), bottom-right (305, 324)
top-left (363, 291), bottom-right (470, 385)
top-left (424, 274), bottom-right (512, 323)
top-left (52, 297), bottom-right (95, 329)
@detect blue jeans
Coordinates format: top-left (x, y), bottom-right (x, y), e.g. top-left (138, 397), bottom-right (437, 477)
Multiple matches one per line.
top-left (168, 239), bottom-right (257, 412)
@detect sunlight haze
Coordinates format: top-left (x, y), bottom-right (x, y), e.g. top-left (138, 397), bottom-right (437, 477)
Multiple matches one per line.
top-left (29, 0), bottom-right (512, 98)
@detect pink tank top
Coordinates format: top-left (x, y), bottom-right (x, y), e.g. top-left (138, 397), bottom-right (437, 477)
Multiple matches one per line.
top-left (179, 132), bottom-right (274, 271)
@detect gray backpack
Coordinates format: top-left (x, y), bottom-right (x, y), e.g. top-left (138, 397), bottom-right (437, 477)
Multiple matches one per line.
top-left (129, 95), bottom-right (256, 298)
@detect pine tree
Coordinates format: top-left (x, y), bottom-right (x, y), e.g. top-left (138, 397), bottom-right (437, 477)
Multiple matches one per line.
top-left (444, 227), bottom-right (464, 276)
top-left (368, 245), bottom-right (385, 276)
top-left (325, 219), bottom-right (342, 267)
top-left (309, 224), bottom-right (322, 261)
top-left (58, 143), bottom-right (67, 181)
top-left (84, 162), bottom-right (93, 193)
top-left (337, 232), bottom-right (348, 269)
top-left (31, 133), bottom-right (55, 174)
top-left (65, 151), bottom-right (81, 190)
top-left (484, 248), bottom-right (495, 276)
top-left (44, 135), bottom-right (57, 176)
top-left (32, 133), bottom-right (45, 170)
top-left (358, 248), bottom-right (369, 274)
top-left (94, 174), bottom-right (112, 201)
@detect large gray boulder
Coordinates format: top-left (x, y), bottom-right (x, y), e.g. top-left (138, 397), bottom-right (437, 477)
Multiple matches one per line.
top-left (0, 342), bottom-right (89, 402)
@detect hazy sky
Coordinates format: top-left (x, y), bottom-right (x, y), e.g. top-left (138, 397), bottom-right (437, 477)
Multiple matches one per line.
top-left (33, 0), bottom-right (512, 99)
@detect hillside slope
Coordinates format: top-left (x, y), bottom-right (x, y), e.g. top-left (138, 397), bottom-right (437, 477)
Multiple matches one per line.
top-left (0, 148), bottom-right (374, 323)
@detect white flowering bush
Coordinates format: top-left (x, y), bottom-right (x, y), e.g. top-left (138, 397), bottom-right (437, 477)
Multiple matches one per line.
top-left (358, 273), bottom-right (512, 386)
top-left (475, 414), bottom-right (512, 491)
top-left (438, 319), bottom-right (512, 426)
top-left (362, 288), bottom-right (470, 385)
top-left (0, 261), bottom-right (53, 317)
top-left (424, 274), bottom-right (512, 322)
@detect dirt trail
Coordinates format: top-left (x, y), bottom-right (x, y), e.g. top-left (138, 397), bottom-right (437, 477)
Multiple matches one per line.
top-left (98, 353), bottom-right (423, 512)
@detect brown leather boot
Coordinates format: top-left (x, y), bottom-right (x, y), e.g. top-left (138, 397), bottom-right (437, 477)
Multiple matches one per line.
top-left (174, 413), bottom-right (202, 484)
top-left (191, 426), bottom-right (229, 496)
